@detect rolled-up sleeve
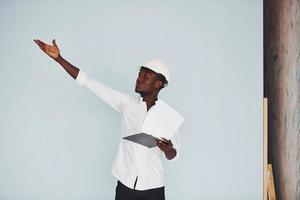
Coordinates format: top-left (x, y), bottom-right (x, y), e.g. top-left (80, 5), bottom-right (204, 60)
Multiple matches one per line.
top-left (76, 70), bottom-right (88, 86)
top-left (76, 70), bottom-right (131, 112)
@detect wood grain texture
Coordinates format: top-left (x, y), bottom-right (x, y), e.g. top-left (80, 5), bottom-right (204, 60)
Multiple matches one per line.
top-left (264, 0), bottom-right (300, 199)
top-left (267, 164), bottom-right (277, 200)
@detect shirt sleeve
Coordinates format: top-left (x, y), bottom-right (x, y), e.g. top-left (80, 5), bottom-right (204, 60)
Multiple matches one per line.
top-left (76, 70), bottom-right (131, 112)
top-left (168, 130), bottom-right (181, 161)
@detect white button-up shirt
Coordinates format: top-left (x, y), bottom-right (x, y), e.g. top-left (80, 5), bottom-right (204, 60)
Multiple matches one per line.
top-left (76, 70), bottom-right (180, 191)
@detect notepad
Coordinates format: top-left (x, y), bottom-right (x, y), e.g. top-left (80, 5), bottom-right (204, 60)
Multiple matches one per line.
top-left (142, 99), bottom-right (185, 140)
top-left (123, 100), bottom-right (184, 148)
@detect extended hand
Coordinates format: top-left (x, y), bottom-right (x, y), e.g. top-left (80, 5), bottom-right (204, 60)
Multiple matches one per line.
top-left (34, 39), bottom-right (60, 59)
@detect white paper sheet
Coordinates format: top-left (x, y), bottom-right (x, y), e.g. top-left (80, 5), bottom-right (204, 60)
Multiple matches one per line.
top-left (142, 99), bottom-right (185, 140)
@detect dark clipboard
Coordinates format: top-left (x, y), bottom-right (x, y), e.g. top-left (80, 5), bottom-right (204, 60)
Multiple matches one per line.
top-left (123, 133), bottom-right (159, 148)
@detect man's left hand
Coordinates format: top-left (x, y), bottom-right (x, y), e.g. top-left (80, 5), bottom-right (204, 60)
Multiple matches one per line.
top-left (155, 138), bottom-right (177, 160)
top-left (155, 138), bottom-right (173, 152)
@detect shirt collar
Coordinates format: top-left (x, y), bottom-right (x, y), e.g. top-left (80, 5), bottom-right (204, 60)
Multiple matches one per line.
top-left (138, 96), bottom-right (159, 104)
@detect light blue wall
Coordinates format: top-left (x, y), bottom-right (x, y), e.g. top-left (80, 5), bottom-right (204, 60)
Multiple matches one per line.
top-left (0, 1), bottom-right (263, 199)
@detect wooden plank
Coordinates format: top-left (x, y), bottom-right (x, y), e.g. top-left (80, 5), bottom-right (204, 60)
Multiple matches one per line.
top-left (267, 164), bottom-right (276, 200)
top-left (263, 98), bottom-right (268, 200)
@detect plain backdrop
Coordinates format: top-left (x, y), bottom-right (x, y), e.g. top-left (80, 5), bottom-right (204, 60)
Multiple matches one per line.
top-left (0, 0), bottom-right (263, 199)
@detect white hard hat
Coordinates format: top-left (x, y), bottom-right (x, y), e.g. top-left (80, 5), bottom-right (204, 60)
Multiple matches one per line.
top-left (140, 58), bottom-right (170, 83)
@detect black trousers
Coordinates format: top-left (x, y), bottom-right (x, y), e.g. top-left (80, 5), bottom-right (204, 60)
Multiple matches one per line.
top-left (115, 181), bottom-right (165, 200)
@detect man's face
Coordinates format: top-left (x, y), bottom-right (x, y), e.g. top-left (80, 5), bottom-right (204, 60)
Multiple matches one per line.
top-left (135, 67), bottom-right (159, 95)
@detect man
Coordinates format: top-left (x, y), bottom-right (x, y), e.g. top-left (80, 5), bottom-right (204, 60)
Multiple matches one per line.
top-left (34, 39), bottom-right (180, 200)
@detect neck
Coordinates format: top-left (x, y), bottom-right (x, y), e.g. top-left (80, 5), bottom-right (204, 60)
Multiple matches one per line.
top-left (141, 93), bottom-right (158, 111)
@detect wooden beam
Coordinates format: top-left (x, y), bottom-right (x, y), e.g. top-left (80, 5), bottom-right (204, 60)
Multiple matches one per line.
top-left (263, 98), bottom-right (268, 200)
top-left (267, 164), bottom-right (277, 200)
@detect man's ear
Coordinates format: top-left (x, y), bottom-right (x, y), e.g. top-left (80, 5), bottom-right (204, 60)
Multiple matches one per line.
top-left (154, 80), bottom-right (163, 89)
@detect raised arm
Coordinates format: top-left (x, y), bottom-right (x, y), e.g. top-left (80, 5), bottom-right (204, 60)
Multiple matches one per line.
top-left (33, 39), bottom-right (79, 79)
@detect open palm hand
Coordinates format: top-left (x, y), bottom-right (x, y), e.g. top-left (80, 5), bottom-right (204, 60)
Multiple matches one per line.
top-left (34, 39), bottom-right (60, 59)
